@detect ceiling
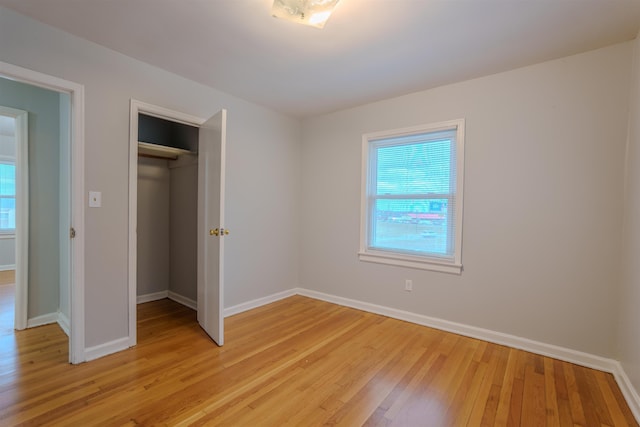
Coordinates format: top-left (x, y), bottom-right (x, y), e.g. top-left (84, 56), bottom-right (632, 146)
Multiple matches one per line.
top-left (2, 0), bottom-right (640, 118)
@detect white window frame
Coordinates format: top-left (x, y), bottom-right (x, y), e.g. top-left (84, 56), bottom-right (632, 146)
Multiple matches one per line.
top-left (359, 119), bottom-right (465, 274)
top-left (0, 158), bottom-right (16, 235)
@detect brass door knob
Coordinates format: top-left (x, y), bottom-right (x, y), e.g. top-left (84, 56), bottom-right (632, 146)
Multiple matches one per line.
top-left (210, 228), bottom-right (219, 236)
top-left (223, 229), bottom-right (230, 235)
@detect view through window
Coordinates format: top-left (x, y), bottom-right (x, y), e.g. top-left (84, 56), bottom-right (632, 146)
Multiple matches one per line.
top-left (0, 163), bottom-right (15, 231)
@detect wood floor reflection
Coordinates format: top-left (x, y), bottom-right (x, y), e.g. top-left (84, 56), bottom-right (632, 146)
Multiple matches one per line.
top-left (0, 269), bottom-right (15, 335)
top-left (0, 295), bottom-right (636, 425)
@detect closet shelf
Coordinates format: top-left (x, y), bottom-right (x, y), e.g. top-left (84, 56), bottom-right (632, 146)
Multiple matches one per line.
top-left (138, 141), bottom-right (191, 160)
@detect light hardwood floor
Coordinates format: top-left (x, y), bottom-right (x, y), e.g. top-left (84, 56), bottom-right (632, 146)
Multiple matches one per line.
top-left (0, 295), bottom-right (636, 426)
top-left (0, 270), bottom-right (15, 287)
top-left (0, 283), bottom-right (14, 336)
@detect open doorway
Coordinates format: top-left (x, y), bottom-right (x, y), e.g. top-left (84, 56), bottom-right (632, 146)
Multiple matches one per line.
top-left (0, 60), bottom-right (85, 364)
top-left (0, 107), bottom-right (27, 334)
top-left (136, 114), bottom-right (199, 311)
top-left (0, 77), bottom-right (69, 345)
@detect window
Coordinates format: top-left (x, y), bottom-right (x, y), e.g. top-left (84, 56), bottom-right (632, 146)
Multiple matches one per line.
top-left (359, 119), bottom-right (465, 274)
top-left (0, 163), bottom-right (16, 233)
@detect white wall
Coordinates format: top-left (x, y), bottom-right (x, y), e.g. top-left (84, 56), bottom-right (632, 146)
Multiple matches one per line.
top-left (0, 130), bottom-right (16, 158)
top-left (0, 6), bottom-right (301, 348)
top-left (619, 33), bottom-right (640, 397)
top-left (301, 42), bottom-right (633, 358)
top-left (0, 238), bottom-right (14, 270)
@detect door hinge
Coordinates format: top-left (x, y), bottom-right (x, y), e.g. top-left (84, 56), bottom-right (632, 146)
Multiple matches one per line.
top-left (70, 227), bottom-right (76, 239)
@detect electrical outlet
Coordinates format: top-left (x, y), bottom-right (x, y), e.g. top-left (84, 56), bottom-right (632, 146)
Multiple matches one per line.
top-left (405, 279), bottom-right (413, 292)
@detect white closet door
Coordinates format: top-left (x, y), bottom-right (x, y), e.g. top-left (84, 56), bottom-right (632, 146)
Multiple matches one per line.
top-left (197, 109), bottom-right (227, 345)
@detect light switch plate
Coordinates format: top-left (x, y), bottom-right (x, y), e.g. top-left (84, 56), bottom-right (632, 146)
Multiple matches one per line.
top-left (89, 191), bottom-right (102, 208)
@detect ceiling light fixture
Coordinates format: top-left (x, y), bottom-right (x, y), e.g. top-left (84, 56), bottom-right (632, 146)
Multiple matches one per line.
top-left (271, 0), bottom-right (341, 29)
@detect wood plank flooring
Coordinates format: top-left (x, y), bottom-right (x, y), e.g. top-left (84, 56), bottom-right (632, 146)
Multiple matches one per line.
top-left (0, 270), bottom-right (15, 287)
top-left (0, 295), bottom-right (636, 426)
top-left (0, 283), bottom-right (14, 334)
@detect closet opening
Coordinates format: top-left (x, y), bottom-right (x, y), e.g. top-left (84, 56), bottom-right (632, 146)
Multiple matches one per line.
top-left (136, 113), bottom-right (199, 316)
top-left (129, 100), bottom-right (227, 349)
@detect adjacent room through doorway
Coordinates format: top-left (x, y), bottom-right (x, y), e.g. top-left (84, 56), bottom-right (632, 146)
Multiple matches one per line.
top-left (0, 74), bottom-right (73, 358)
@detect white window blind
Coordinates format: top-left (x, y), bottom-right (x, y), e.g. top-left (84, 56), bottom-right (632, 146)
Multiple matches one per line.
top-left (360, 120), bottom-right (464, 273)
top-left (0, 163), bottom-right (15, 232)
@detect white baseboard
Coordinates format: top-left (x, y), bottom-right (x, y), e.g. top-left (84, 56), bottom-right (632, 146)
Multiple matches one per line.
top-left (224, 288), bottom-right (298, 317)
top-left (612, 361), bottom-right (640, 423)
top-left (84, 337), bottom-right (131, 362)
top-left (137, 290), bottom-right (168, 304)
top-left (26, 310), bottom-right (69, 347)
top-left (0, 264), bottom-right (15, 272)
top-left (138, 291), bottom-right (197, 310)
top-left (168, 291), bottom-right (196, 310)
top-left (57, 312), bottom-right (70, 337)
top-left (27, 312), bottom-right (58, 328)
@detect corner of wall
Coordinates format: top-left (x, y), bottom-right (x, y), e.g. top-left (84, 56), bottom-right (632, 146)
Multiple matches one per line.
top-left (616, 30), bottom-right (640, 417)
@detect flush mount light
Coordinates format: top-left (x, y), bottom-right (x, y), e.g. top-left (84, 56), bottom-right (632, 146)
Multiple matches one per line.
top-left (271, 0), bottom-right (341, 29)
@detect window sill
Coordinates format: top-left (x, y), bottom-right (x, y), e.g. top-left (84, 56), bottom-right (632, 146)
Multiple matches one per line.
top-left (358, 251), bottom-right (462, 275)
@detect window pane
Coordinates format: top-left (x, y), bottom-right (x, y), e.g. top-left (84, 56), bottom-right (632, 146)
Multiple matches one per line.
top-left (0, 197), bottom-right (15, 230)
top-left (372, 198), bottom-right (450, 256)
top-left (0, 164), bottom-right (15, 196)
top-left (376, 140), bottom-right (452, 195)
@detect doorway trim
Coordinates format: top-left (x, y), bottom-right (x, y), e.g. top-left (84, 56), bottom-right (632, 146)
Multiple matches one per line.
top-left (0, 106), bottom-right (29, 331)
top-left (128, 99), bottom-right (204, 347)
top-left (0, 60), bottom-right (86, 364)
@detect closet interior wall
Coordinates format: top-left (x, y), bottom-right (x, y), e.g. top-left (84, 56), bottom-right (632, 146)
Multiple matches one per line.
top-left (136, 154), bottom-right (197, 307)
